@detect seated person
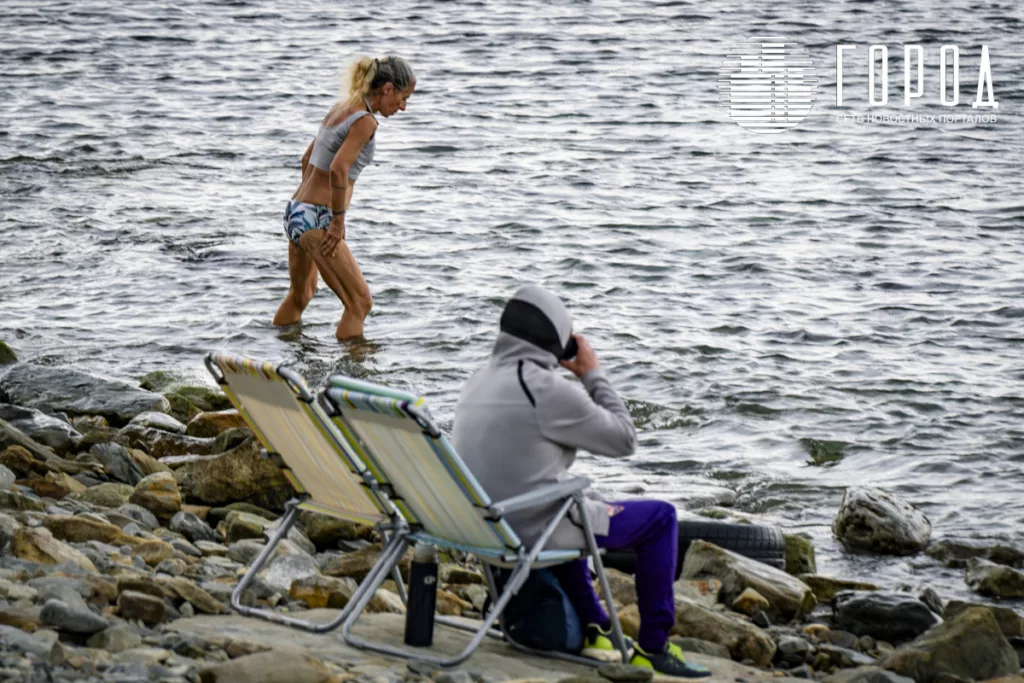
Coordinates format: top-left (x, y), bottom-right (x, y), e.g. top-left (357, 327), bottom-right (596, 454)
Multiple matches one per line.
top-left (453, 285), bottom-right (712, 679)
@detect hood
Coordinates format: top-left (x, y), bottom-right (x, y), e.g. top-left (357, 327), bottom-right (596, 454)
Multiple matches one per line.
top-left (490, 285), bottom-right (573, 367)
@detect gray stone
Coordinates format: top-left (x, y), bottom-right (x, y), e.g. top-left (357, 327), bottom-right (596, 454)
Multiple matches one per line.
top-left (196, 650), bottom-right (332, 683)
top-left (0, 465), bottom-right (14, 491)
top-left (672, 635), bottom-right (731, 659)
top-left (40, 598), bottom-right (109, 634)
top-left (918, 587), bottom-right (943, 616)
top-left (0, 417), bottom-right (59, 464)
top-left (880, 606), bottom-right (1018, 683)
top-left (170, 510), bottom-right (220, 544)
top-left (127, 411), bottom-right (186, 434)
top-left (0, 624), bottom-right (52, 657)
top-left (171, 538), bottom-right (202, 557)
top-left (597, 662), bottom-right (653, 682)
top-left (260, 554), bottom-right (322, 594)
top-left (0, 404), bottom-right (81, 454)
top-left (822, 666), bottom-right (916, 683)
top-left (832, 487), bottom-right (931, 555)
top-left (115, 503), bottom-right (159, 530)
top-left (835, 592), bottom-right (939, 644)
top-left (90, 442), bottom-right (145, 485)
top-left (817, 643), bottom-right (875, 667)
top-left (0, 364), bottom-right (171, 423)
top-left (87, 624), bottom-right (143, 653)
top-left (227, 539), bottom-right (266, 565)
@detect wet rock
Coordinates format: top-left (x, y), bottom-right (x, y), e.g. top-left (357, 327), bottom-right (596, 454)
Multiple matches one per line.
top-left (41, 599), bottom-right (108, 634)
top-left (0, 341), bottom-right (16, 365)
top-left (0, 404), bottom-right (81, 454)
top-left (117, 590), bottom-right (165, 624)
top-left (212, 427), bottom-right (252, 454)
top-left (66, 482), bottom-right (135, 508)
top-left (42, 514), bottom-right (125, 544)
top-left (835, 592), bottom-right (939, 644)
top-left (177, 437), bottom-right (293, 511)
top-left (127, 411), bottom-right (186, 434)
top-left (681, 539), bottom-right (816, 621)
top-left (965, 558), bottom-right (1024, 599)
top-left (732, 587), bottom-right (770, 616)
top-left (0, 421), bottom-right (58, 465)
top-left (170, 510), bottom-right (219, 543)
top-left (0, 444), bottom-right (51, 477)
top-left (186, 410), bottom-right (248, 438)
top-left (0, 489), bottom-right (47, 512)
top-left (823, 667), bottom-right (916, 683)
top-left (670, 596), bottom-right (776, 666)
top-left (943, 600), bottom-right (1024, 639)
top-left (196, 650), bottom-right (333, 683)
top-left (918, 588), bottom-right (943, 616)
top-left (260, 554), bottom-right (321, 594)
top-left (129, 471), bottom-right (181, 521)
top-left (799, 575), bottom-right (880, 603)
top-left (120, 424), bottom-right (216, 459)
top-left (832, 488), bottom-right (931, 555)
top-left (785, 534), bottom-right (817, 575)
top-left (672, 635), bottom-right (731, 659)
top-left (924, 540), bottom-right (1024, 569)
top-left (0, 364), bottom-right (170, 423)
top-left (881, 606), bottom-right (1018, 683)
top-left (11, 527), bottom-right (98, 572)
top-left (299, 509), bottom-right (373, 551)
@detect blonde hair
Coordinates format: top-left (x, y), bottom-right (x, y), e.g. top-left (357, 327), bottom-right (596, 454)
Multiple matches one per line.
top-left (345, 55), bottom-right (416, 100)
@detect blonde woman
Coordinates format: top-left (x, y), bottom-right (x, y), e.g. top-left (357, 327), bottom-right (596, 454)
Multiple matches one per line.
top-left (273, 56), bottom-right (415, 340)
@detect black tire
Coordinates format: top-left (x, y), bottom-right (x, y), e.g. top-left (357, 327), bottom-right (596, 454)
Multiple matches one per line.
top-left (602, 519), bottom-right (787, 579)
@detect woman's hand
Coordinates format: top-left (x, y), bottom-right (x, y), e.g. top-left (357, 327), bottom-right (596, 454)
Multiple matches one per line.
top-left (320, 215), bottom-right (345, 257)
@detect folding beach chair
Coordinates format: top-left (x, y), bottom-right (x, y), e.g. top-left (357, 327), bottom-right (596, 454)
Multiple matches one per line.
top-left (319, 374), bottom-right (630, 668)
top-left (203, 352), bottom-right (409, 631)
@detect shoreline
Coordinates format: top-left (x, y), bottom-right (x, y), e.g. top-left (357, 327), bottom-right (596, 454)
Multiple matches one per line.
top-left (0, 350), bottom-right (1022, 682)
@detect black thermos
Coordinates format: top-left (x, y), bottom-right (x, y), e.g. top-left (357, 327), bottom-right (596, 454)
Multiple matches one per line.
top-left (404, 542), bottom-right (438, 646)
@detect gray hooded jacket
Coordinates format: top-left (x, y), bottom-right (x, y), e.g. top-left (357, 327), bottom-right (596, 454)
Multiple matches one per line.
top-left (452, 286), bottom-right (637, 550)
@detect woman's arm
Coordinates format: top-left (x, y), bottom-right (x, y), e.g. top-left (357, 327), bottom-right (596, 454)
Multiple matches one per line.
top-left (321, 116), bottom-right (377, 258)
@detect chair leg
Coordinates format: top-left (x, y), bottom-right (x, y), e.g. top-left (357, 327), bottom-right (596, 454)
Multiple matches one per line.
top-left (574, 492), bottom-right (630, 664)
top-left (231, 503), bottom-right (409, 634)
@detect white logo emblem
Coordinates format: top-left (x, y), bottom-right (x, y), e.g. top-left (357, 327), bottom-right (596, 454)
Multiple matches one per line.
top-left (718, 38), bottom-right (818, 133)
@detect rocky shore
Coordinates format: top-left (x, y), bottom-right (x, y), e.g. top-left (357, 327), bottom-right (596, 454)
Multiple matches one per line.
top-left (0, 344), bottom-right (1022, 683)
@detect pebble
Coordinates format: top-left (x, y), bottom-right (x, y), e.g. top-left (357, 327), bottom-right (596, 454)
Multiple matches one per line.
top-left (40, 599), bottom-right (109, 634)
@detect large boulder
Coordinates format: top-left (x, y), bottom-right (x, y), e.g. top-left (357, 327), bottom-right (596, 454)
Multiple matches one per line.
top-left (832, 487), bottom-right (931, 555)
top-left (881, 606), bottom-right (1018, 683)
top-left (965, 558), bottom-right (1024, 599)
top-left (671, 596), bottom-right (776, 666)
top-left (0, 341), bottom-right (16, 366)
top-left (0, 364), bottom-right (170, 424)
top-left (0, 404), bottom-right (81, 454)
top-left (681, 539), bottom-right (816, 621)
top-left (943, 600), bottom-right (1024, 639)
top-left (835, 592), bottom-right (940, 644)
top-left (176, 437), bottom-right (293, 511)
top-left (784, 534), bottom-right (817, 575)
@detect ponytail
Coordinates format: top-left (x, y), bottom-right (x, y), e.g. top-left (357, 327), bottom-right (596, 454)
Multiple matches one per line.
top-left (343, 55), bottom-right (416, 101)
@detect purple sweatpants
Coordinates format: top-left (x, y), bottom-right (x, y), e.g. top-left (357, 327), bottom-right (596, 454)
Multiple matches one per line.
top-left (549, 499), bottom-right (677, 652)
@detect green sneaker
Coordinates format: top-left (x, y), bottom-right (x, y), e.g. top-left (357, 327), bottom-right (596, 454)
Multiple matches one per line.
top-left (629, 642), bottom-right (712, 679)
top-left (581, 623), bottom-right (634, 662)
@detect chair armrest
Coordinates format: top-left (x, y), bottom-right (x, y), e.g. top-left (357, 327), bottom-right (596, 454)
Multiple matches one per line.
top-left (488, 477), bottom-right (591, 517)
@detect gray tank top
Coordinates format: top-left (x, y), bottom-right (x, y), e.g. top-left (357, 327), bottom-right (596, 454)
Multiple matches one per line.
top-left (308, 109), bottom-right (376, 181)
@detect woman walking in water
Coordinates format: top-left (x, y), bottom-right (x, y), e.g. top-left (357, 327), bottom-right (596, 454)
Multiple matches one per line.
top-left (273, 56), bottom-right (415, 340)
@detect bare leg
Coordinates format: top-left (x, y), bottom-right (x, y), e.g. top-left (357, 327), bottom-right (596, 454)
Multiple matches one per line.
top-left (273, 240), bottom-right (319, 326)
top-left (298, 231), bottom-right (372, 340)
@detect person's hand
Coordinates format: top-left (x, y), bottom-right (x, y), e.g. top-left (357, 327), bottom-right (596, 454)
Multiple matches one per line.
top-left (559, 334), bottom-right (600, 378)
top-left (320, 216), bottom-right (345, 257)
